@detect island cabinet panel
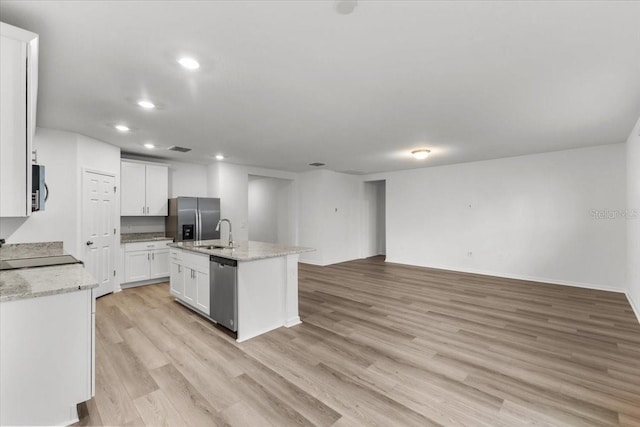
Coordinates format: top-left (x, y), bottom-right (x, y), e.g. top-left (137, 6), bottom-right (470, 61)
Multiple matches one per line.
top-left (0, 289), bottom-right (93, 426)
top-left (170, 260), bottom-right (184, 297)
top-left (172, 249), bottom-right (210, 315)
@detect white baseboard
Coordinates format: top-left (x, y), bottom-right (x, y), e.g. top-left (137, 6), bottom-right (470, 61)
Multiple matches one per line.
top-left (627, 293), bottom-right (640, 324)
top-left (121, 277), bottom-right (169, 289)
top-left (383, 258), bottom-right (626, 294)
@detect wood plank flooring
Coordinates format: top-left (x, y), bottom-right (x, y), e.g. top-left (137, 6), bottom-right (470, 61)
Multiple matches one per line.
top-left (75, 256), bottom-right (640, 426)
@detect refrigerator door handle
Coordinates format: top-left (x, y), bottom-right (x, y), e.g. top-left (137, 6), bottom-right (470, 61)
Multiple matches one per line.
top-left (196, 209), bottom-right (201, 241)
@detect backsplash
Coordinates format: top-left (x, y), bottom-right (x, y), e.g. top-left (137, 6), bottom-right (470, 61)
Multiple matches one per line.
top-left (120, 216), bottom-right (165, 234)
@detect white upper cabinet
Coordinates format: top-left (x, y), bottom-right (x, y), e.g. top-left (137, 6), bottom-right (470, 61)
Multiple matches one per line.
top-left (120, 160), bottom-right (168, 216)
top-left (0, 22), bottom-right (38, 217)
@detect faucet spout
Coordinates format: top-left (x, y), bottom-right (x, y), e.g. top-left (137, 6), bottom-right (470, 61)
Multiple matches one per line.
top-left (216, 218), bottom-right (233, 247)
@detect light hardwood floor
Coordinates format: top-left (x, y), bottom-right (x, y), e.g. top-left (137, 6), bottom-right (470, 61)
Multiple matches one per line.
top-left (76, 256), bottom-right (640, 426)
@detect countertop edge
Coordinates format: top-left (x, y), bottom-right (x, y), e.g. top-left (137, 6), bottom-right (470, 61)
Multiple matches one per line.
top-left (0, 282), bottom-right (98, 303)
top-left (168, 242), bottom-right (314, 261)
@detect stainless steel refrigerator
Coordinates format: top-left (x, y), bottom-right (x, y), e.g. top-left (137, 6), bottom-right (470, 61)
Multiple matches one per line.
top-left (166, 197), bottom-right (221, 242)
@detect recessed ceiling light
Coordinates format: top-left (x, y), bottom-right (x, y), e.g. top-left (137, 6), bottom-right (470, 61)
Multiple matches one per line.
top-left (137, 100), bottom-right (155, 109)
top-left (215, 154), bottom-right (224, 160)
top-left (144, 143), bottom-right (155, 149)
top-left (335, 0), bottom-right (358, 15)
top-left (115, 124), bottom-right (130, 132)
top-left (178, 57), bottom-right (200, 70)
top-left (411, 149), bottom-right (430, 160)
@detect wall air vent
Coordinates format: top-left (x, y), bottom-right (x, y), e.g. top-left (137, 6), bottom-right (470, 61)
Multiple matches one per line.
top-left (309, 162), bottom-right (326, 167)
top-left (168, 146), bottom-right (192, 153)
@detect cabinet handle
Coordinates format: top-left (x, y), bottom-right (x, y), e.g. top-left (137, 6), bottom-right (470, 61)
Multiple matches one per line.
top-left (147, 253), bottom-right (150, 261)
top-left (146, 206), bottom-right (150, 214)
top-left (152, 253), bottom-right (155, 260)
top-left (178, 265), bottom-right (181, 273)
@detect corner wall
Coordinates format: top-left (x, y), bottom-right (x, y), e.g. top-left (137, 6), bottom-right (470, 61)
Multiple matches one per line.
top-left (627, 118), bottom-right (640, 320)
top-left (379, 144), bottom-right (627, 291)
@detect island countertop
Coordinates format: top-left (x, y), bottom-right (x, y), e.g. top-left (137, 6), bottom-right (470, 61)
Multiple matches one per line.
top-left (0, 263), bottom-right (98, 303)
top-left (168, 240), bottom-right (314, 261)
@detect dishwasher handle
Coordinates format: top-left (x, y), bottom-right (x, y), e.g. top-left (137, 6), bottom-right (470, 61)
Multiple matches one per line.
top-left (210, 255), bottom-right (237, 267)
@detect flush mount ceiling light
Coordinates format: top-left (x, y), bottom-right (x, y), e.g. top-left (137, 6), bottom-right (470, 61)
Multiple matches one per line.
top-left (411, 149), bottom-right (431, 160)
top-left (177, 57), bottom-right (200, 70)
top-left (335, 0), bottom-right (358, 14)
top-left (137, 100), bottom-right (155, 109)
top-left (144, 143), bottom-right (155, 149)
top-left (215, 154), bottom-right (225, 160)
top-left (114, 124), bottom-right (130, 132)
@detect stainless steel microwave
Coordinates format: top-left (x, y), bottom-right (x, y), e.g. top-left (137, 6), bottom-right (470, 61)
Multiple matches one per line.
top-left (31, 165), bottom-right (47, 212)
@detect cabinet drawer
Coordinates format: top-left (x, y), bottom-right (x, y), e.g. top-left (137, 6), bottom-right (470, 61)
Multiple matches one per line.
top-left (182, 250), bottom-right (210, 271)
top-left (124, 240), bottom-right (172, 252)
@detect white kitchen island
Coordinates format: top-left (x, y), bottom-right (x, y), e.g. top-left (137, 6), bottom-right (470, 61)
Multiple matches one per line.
top-left (168, 240), bottom-right (313, 342)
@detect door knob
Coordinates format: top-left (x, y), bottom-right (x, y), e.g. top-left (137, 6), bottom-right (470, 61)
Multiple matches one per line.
top-left (86, 241), bottom-right (93, 246)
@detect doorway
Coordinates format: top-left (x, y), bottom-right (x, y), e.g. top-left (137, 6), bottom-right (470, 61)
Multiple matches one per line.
top-left (363, 180), bottom-right (386, 257)
top-left (248, 175), bottom-right (295, 245)
top-left (82, 169), bottom-right (116, 298)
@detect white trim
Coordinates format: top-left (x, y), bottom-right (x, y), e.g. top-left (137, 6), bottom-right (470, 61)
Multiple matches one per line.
top-left (627, 293), bottom-right (640, 324)
top-left (298, 259), bottom-right (325, 266)
top-left (121, 278), bottom-right (168, 289)
top-left (119, 157), bottom-right (169, 167)
top-left (383, 258), bottom-right (626, 294)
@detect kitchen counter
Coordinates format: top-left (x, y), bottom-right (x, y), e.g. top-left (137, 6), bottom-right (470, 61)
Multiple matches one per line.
top-left (0, 263), bottom-right (98, 302)
top-left (0, 241), bottom-right (64, 260)
top-left (168, 239), bottom-right (313, 261)
top-left (121, 232), bottom-right (173, 243)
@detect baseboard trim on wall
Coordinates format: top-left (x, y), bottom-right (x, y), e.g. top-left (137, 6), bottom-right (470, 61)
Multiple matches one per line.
top-left (383, 258), bottom-right (626, 294)
top-left (627, 293), bottom-right (640, 324)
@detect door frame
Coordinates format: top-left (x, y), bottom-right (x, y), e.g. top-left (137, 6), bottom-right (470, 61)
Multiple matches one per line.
top-left (80, 168), bottom-right (118, 296)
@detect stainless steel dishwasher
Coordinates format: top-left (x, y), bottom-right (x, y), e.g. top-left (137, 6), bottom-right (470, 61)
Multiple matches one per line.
top-left (210, 255), bottom-right (238, 332)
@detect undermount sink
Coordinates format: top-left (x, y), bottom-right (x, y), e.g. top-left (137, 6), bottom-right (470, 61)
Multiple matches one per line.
top-left (196, 244), bottom-right (231, 250)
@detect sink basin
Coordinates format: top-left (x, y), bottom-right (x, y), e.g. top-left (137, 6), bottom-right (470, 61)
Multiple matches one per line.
top-left (196, 244), bottom-right (230, 250)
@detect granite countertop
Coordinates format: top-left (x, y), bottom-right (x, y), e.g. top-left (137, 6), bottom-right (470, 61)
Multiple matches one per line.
top-left (121, 232), bottom-right (174, 243)
top-left (0, 242), bottom-right (98, 303)
top-left (0, 263), bottom-right (98, 302)
top-left (169, 240), bottom-right (314, 261)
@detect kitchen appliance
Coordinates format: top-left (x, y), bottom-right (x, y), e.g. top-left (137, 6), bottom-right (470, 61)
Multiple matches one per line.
top-left (210, 255), bottom-right (238, 332)
top-left (166, 197), bottom-right (221, 242)
top-left (0, 255), bottom-right (82, 271)
top-left (31, 164), bottom-right (47, 212)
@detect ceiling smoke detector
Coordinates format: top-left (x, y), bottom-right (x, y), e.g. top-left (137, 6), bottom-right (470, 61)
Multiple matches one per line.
top-left (335, 0), bottom-right (358, 15)
top-left (168, 146), bottom-right (192, 153)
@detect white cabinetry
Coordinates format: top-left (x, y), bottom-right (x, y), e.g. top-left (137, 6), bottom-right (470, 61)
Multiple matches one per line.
top-left (122, 240), bottom-right (171, 285)
top-left (0, 23), bottom-right (38, 217)
top-left (120, 160), bottom-right (168, 216)
top-left (0, 289), bottom-right (94, 426)
top-left (169, 248), bottom-right (210, 315)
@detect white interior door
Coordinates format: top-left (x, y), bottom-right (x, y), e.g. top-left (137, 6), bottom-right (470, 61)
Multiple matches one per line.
top-left (83, 170), bottom-right (116, 298)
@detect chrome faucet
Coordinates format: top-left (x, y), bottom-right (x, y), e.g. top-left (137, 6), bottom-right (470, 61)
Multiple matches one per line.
top-left (215, 218), bottom-right (233, 248)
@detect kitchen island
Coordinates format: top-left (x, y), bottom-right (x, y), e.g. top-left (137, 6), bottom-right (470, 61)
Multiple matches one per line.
top-left (168, 240), bottom-right (313, 342)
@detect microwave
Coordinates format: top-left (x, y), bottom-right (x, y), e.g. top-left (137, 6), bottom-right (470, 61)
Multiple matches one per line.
top-left (32, 165), bottom-right (46, 212)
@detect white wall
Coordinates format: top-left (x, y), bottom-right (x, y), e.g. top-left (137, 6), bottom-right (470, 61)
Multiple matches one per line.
top-left (166, 160), bottom-right (208, 198)
top-left (379, 144), bottom-right (627, 291)
top-left (1, 128), bottom-right (79, 255)
top-left (0, 128), bottom-right (121, 258)
top-left (248, 175), bottom-right (294, 244)
top-left (298, 170), bottom-right (363, 265)
top-left (627, 117), bottom-right (640, 319)
top-left (207, 163), bottom-right (298, 243)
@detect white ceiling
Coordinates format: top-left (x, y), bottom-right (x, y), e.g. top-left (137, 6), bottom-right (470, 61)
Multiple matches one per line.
top-left (1, 1), bottom-right (639, 173)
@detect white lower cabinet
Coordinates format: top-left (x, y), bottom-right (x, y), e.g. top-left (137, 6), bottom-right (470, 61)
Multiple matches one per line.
top-left (170, 248), bottom-right (210, 315)
top-left (122, 240), bottom-right (172, 286)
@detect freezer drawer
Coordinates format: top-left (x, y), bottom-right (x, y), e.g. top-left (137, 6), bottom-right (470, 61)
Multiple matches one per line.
top-left (210, 256), bottom-right (238, 332)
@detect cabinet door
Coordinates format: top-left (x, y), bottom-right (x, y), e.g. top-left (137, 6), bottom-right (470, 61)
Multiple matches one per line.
top-left (0, 33), bottom-right (28, 217)
top-left (121, 162), bottom-right (146, 216)
top-left (195, 267), bottom-right (210, 315)
top-left (183, 267), bottom-right (197, 305)
top-left (145, 164), bottom-right (168, 216)
top-left (169, 261), bottom-right (184, 298)
top-left (124, 251), bottom-right (150, 283)
top-left (150, 249), bottom-right (170, 279)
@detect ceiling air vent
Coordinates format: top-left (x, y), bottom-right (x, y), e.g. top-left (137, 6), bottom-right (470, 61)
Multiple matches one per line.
top-left (309, 162), bottom-right (326, 167)
top-left (168, 146), bottom-right (191, 153)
